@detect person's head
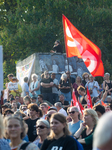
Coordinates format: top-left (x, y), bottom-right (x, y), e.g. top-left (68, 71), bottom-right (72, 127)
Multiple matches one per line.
top-left (3, 108), bottom-right (14, 117)
top-left (31, 97), bottom-right (37, 103)
top-left (46, 110), bottom-right (57, 122)
top-left (24, 77), bottom-right (28, 83)
top-left (48, 113), bottom-right (70, 140)
top-left (93, 104), bottom-right (105, 118)
top-left (68, 106), bottom-right (80, 120)
top-left (61, 73), bottom-right (67, 81)
top-left (107, 96), bottom-right (112, 103)
top-left (105, 105), bottom-right (111, 112)
top-left (9, 97), bottom-right (16, 104)
top-left (89, 75), bottom-right (94, 82)
top-left (40, 103), bottom-right (48, 114)
top-left (31, 74), bottom-right (38, 81)
top-left (4, 115), bottom-right (27, 140)
top-left (28, 103), bottom-right (39, 118)
top-left (37, 94), bottom-right (43, 102)
top-left (92, 97), bottom-right (100, 105)
top-left (105, 72), bottom-right (110, 80)
top-left (11, 77), bottom-right (19, 83)
top-left (19, 105), bottom-right (27, 112)
top-left (54, 40), bottom-right (60, 46)
top-left (14, 110), bottom-right (26, 118)
top-left (7, 74), bottom-right (14, 81)
top-left (0, 114), bottom-right (5, 138)
top-left (8, 94), bottom-right (14, 100)
top-left (66, 71), bottom-right (71, 78)
top-left (44, 71), bottom-right (49, 79)
top-left (11, 102), bottom-right (17, 110)
top-left (54, 102), bottom-right (62, 111)
top-left (2, 104), bottom-right (9, 113)
top-left (77, 85), bottom-right (85, 96)
top-left (59, 94), bottom-right (65, 102)
top-left (76, 76), bottom-right (82, 83)
top-left (93, 111), bottom-right (112, 150)
top-left (23, 95), bottom-right (31, 106)
top-left (83, 109), bottom-right (98, 126)
top-left (82, 72), bottom-right (89, 80)
top-left (51, 73), bottom-right (56, 79)
top-left (35, 119), bottom-right (50, 137)
top-left (37, 108), bottom-right (43, 118)
top-left (15, 96), bottom-right (20, 103)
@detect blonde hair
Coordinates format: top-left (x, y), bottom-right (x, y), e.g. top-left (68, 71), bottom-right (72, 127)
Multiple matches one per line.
top-left (84, 109), bottom-right (98, 124)
top-left (93, 111), bottom-right (112, 148)
top-left (4, 115), bottom-right (27, 139)
top-left (0, 114), bottom-right (4, 138)
top-left (82, 72), bottom-right (89, 79)
top-left (31, 74), bottom-right (38, 80)
top-left (48, 113), bottom-right (70, 140)
top-left (76, 76), bottom-right (82, 83)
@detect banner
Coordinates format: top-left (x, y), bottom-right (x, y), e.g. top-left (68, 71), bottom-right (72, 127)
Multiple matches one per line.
top-left (62, 14), bottom-right (104, 77)
top-left (16, 58), bottom-right (35, 86)
top-left (87, 87), bottom-right (93, 108)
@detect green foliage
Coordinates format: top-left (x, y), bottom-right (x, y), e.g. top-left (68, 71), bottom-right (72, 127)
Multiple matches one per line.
top-left (0, 0), bottom-right (112, 83)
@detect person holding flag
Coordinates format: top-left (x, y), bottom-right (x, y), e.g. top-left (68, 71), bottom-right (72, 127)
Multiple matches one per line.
top-left (77, 85), bottom-right (87, 106)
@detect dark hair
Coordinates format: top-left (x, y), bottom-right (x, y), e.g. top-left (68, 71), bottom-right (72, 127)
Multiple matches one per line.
top-left (7, 74), bottom-right (14, 78)
top-left (38, 94), bottom-right (43, 99)
top-left (55, 40), bottom-right (60, 44)
top-left (28, 103), bottom-right (39, 112)
top-left (93, 104), bottom-right (105, 115)
top-left (77, 85), bottom-right (85, 92)
top-left (3, 108), bottom-right (14, 117)
top-left (92, 97), bottom-right (98, 104)
top-left (24, 77), bottom-right (28, 82)
top-left (38, 108), bottom-right (43, 118)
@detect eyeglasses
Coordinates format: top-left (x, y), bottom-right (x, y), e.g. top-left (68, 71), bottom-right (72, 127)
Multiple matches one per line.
top-left (36, 125), bottom-right (47, 129)
top-left (69, 111), bottom-right (75, 114)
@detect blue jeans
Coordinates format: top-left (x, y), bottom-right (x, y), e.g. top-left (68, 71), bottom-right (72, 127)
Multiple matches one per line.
top-left (42, 93), bottom-right (53, 104)
top-left (61, 92), bottom-right (71, 103)
top-left (52, 93), bottom-right (59, 104)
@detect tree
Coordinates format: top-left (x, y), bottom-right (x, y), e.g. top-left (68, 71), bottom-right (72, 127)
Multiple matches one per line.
top-left (0, 0), bottom-right (112, 84)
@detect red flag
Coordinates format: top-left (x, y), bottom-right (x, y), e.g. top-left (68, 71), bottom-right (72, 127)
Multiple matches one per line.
top-left (87, 87), bottom-right (93, 108)
top-left (62, 14), bottom-right (104, 77)
top-left (72, 90), bottom-right (77, 106)
top-left (101, 100), bottom-right (107, 106)
top-left (78, 98), bottom-right (84, 115)
top-left (72, 90), bottom-right (80, 111)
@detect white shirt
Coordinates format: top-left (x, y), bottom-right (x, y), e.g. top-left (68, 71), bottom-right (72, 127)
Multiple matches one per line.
top-left (85, 81), bottom-right (100, 97)
top-left (8, 81), bottom-right (18, 91)
top-left (58, 108), bottom-right (67, 117)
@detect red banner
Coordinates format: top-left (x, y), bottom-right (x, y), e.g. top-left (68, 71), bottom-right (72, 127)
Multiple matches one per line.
top-left (87, 87), bottom-right (93, 108)
top-left (62, 14), bottom-right (104, 77)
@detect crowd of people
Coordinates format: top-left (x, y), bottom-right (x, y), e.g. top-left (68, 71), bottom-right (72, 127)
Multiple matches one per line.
top-left (0, 71), bottom-right (112, 150)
